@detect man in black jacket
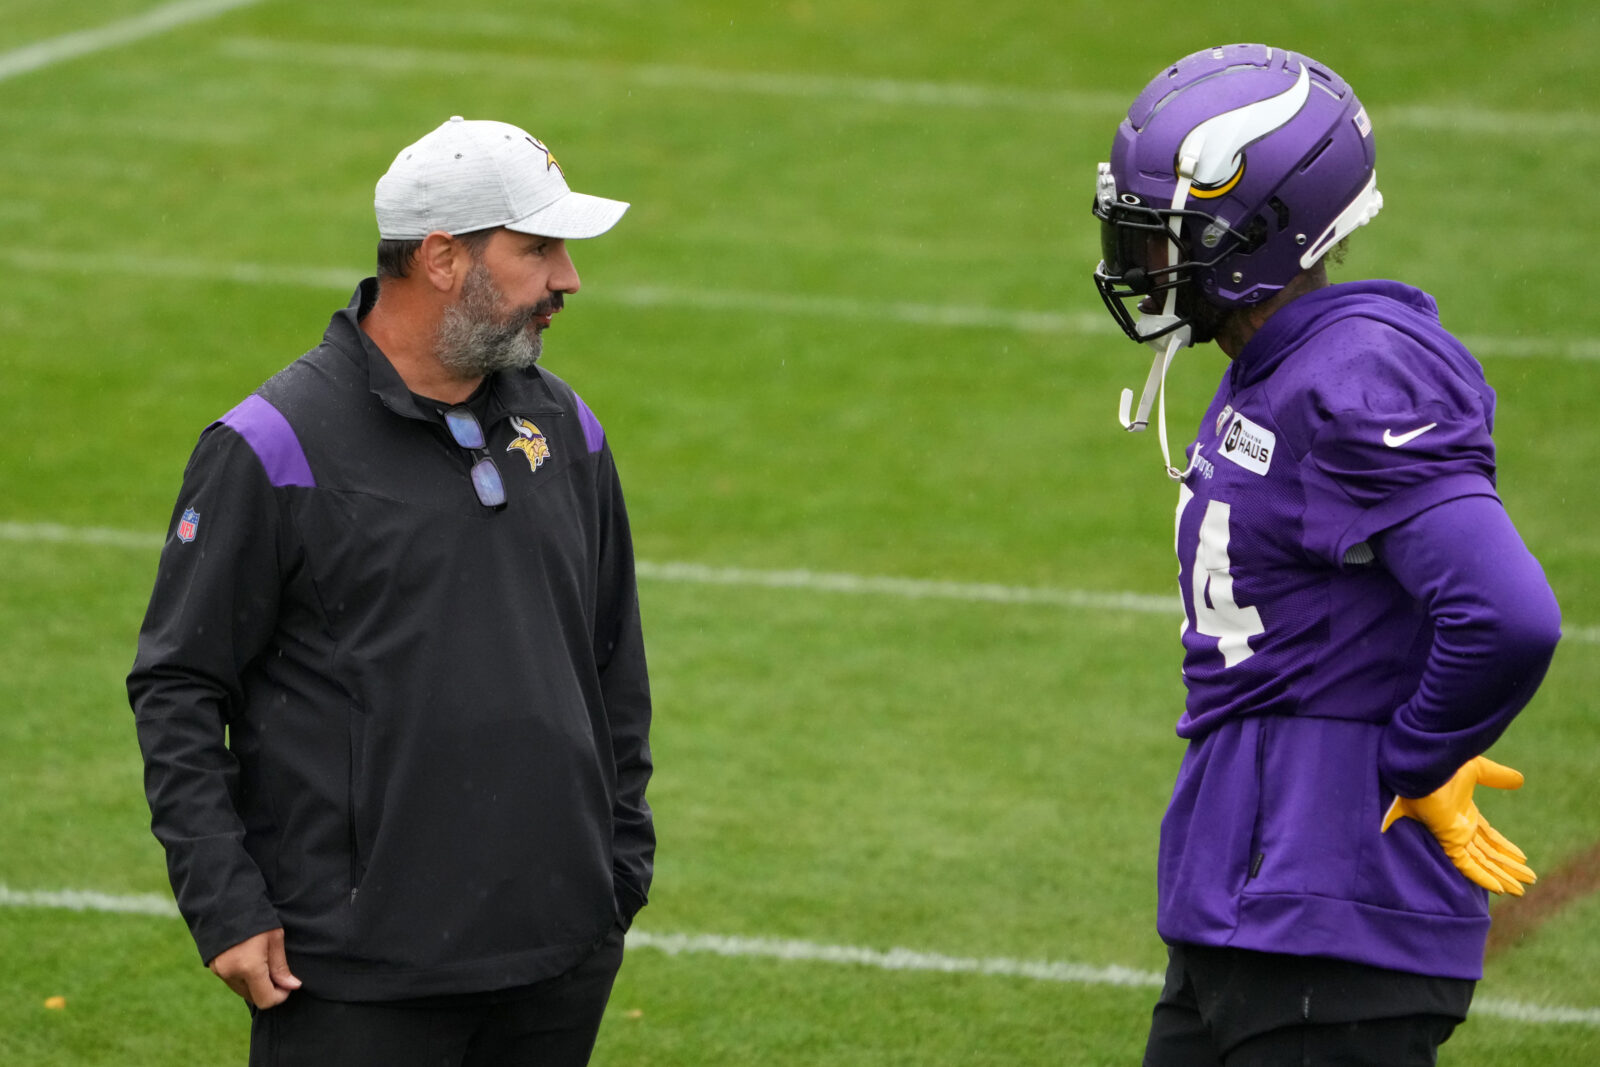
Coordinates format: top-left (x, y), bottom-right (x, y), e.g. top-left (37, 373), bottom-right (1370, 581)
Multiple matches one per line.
top-left (128, 116), bottom-right (653, 1066)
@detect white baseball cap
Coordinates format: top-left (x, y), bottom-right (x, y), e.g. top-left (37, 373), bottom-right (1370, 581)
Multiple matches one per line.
top-left (374, 116), bottom-right (629, 240)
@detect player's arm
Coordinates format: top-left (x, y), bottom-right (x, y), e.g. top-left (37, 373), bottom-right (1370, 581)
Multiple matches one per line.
top-left (127, 424), bottom-right (287, 967)
top-left (1372, 492), bottom-right (1560, 797)
top-left (1371, 493), bottom-right (1560, 893)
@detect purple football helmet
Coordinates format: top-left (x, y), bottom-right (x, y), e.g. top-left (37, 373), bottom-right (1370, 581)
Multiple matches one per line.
top-left (1093, 44), bottom-right (1382, 345)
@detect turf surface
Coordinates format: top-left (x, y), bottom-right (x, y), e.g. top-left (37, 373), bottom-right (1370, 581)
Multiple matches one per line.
top-left (3, 1), bottom-right (1599, 1062)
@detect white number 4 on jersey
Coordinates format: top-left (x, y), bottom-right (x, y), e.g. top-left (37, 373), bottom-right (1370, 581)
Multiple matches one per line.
top-left (1177, 486), bottom-right (1264, 668)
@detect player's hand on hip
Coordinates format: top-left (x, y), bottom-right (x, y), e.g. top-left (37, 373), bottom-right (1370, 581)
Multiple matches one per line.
top-left (1381, 756), bottom-right (1537, 896)
top-left (207, 928), bottom-right (303, 1008)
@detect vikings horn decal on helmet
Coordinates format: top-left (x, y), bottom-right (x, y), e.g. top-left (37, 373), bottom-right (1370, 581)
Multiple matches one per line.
top-left (1091, 44), bottom-right (1383, 478)
top-left (1181, 64), bottom-right (1311, 200)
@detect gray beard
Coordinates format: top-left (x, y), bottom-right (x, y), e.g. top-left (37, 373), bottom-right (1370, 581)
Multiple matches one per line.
top-left (434, 262), bottom-right (543, 378)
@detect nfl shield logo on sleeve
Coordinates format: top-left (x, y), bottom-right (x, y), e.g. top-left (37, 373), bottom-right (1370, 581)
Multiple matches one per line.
top-left (177, 508), bottom-right (199, 543)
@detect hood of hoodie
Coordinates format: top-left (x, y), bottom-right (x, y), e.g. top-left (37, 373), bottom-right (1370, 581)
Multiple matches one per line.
top-left (1231, 281), bottom-right (1490, 412)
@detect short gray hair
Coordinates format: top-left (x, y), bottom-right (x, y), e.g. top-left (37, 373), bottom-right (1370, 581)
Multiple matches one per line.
top-left (375, 226), bottom-right (498, 280)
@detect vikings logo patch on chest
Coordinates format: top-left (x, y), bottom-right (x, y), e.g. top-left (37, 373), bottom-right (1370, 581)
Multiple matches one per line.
top-left (506, 417), bottom-right (551, 471)
top-left (1218, 412), bottom-right (1275, 476)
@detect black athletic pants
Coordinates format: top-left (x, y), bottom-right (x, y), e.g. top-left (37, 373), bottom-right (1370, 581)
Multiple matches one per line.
top-left (1143, 943), bottom-right (1473, 1067)
top-left (248, 926), bottom-right (626, 1067)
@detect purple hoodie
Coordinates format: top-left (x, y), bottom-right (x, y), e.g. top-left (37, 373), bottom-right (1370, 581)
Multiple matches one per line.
top-left (1157, 281), bottom-right (1561, 979)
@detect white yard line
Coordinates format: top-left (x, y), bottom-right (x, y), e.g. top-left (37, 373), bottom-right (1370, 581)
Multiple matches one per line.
top-left (597, 284), bottom-right (1112, 337)
top-left (0, 520), bottom-right (1177, 617)
top-left (629, 932), bottom-right (1600, 1028)
top-left (1, 883), bottom-right (1595, 1027)
top-left (0, 884), bottom-right (182, 918)
top-left (0, 0), bottom-right (264, 83)
top-left (0, 521), bottom-right (168, 552)
top-left (214, 36), bottom-right (1131, 115)
top-left (5, 520), bottom-right (1598, 644)
top-left (9, 249), bottom-right (1600, 362)
top-left (211, 36), bottom-right (1600, 140)
top-left (630, 930), bottom-right (1165, 988)
top-left (633, 560), bottom-right (1177, 615)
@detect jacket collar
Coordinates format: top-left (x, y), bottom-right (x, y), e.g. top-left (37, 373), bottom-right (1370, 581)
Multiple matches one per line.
top-left (325, 278), bottom-right (567, 422)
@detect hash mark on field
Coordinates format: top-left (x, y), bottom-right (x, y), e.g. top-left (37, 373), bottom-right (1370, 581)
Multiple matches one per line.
top-left (2, 885), bottom-right (1597, 1027)
top-left (0, 0), bottom-right (265, 83)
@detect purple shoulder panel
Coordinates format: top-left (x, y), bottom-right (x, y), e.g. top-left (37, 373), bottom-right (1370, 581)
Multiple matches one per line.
top-left (572, 392), bottom-right (606, 454)
top-left (219, 395), bottom-right (316, 488)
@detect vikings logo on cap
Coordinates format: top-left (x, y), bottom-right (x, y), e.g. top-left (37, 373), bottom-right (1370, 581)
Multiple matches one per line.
top-left (177, 507), bottom-right (200, 543)
top-left (1180, 64), bottom-right (1312, 200)
top-left (506, 417), bottom-right (551, 471)
top-left (525, 136), bottom-right (563, 177)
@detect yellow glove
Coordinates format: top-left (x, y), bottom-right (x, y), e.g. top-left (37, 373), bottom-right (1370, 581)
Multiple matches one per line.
top-left (1381, 756), bottom-right (1537, 896)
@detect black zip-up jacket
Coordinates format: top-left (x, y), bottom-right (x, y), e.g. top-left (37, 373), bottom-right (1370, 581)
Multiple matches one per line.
top-left (128, 280), bottom-right (653, 1000)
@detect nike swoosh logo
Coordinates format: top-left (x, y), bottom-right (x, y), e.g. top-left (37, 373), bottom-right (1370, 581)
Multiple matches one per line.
top-left (1383, 422), bottom-right (1439, 447)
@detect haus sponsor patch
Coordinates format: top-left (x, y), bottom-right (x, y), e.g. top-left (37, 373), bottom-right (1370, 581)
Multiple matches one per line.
top-left (1219, 413), bottom-right (1275, 476)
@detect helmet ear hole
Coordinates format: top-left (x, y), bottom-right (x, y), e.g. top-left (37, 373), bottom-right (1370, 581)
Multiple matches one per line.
top-left (1241, 217), bottom-right (1269, 253)
top-left (1268, 197), bottom-right (1291, 231)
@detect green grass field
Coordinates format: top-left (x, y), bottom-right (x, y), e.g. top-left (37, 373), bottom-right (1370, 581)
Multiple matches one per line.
top-left (3, 1), bottom-right (1599, 1063)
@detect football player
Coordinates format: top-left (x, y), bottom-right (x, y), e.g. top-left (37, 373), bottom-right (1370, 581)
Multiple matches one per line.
top-left (1091, 44), bottom-right (1563, 1065)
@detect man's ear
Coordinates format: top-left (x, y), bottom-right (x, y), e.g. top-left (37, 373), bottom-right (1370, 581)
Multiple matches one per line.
top-left (418, 230), bottom-right (465, 293)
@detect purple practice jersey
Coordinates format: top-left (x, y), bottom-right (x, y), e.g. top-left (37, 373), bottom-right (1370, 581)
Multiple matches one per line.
top-left (1158, 280), bottom-right (1518, 979)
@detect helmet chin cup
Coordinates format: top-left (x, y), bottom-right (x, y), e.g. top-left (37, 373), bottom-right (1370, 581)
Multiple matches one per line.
top-left (1136, 313), bottom-right (1191, 354)
top-left (1118, 321), bottom-right (1192, 434)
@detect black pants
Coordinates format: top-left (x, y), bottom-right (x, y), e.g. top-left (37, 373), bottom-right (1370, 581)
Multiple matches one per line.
top-left (1144, 943), bottom-right (1472, 1067)
top-left (248, 927), bottom-right (625, 1067)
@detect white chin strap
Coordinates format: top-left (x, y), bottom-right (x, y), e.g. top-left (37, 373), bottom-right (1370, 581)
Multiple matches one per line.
top-left (1117, 326), bottom-right (1196, 481)
top-left (1117, 168), bottom-right (1199, 482)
